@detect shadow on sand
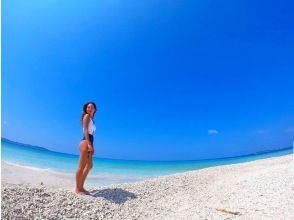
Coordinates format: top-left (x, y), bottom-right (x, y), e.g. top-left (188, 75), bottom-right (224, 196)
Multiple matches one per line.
top-left (89, 188), bottom-right (137, 204)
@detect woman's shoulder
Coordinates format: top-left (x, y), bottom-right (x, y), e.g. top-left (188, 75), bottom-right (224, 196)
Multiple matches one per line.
top-left (83, 113), bottom-right (91, 120)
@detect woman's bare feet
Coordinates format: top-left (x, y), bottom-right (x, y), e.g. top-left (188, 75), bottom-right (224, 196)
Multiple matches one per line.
top-left (75, 188), bottom-right (89, 195)
top-left (76, 191), bottom-right (88, 195)
top-left (82, 188), bottom-right (90, 195)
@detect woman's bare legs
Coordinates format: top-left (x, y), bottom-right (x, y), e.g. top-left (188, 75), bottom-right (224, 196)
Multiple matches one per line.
top-left (81, 152), bottom-right (93, 192)
top-left (75, 141), bottom-right (89, 193)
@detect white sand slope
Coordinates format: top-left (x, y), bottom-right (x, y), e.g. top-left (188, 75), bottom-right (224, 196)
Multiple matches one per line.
top-left (1, 161), bottom-right (75, 189)
top-left (2, 154), bottom-right (294, 219)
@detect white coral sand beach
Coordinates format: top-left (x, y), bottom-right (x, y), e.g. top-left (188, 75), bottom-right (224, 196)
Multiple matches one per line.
top-left (1, 154), bottom-right (294, 219)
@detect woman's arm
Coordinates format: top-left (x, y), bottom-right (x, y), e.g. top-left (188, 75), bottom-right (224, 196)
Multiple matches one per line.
top-left (82, 114), bottom-right (94, 153)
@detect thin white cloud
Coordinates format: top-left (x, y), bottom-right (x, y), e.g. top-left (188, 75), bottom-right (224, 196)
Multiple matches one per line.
top-left (208, 129), bottom-right (219, 135)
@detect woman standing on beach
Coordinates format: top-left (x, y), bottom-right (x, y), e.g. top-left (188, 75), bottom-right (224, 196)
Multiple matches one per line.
top-left (76, 102), bottom-right (97, 195)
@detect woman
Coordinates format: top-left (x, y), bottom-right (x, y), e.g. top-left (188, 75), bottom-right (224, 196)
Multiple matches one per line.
top-left (76, 101), bottom-right (97, 195)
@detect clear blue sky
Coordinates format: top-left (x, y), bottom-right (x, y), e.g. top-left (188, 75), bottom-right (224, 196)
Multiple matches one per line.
top-left (2, 0), bottom-right (294, 160)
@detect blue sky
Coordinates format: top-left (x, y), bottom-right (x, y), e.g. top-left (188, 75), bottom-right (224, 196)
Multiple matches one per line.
top-left (2, 0), bottom-right (294, 160)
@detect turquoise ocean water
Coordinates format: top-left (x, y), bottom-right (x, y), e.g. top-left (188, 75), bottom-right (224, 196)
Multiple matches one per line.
top-left (1, 139), bottom-right (293, 185)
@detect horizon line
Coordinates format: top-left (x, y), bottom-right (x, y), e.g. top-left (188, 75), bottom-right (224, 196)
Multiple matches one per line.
top-left (1, 137), bottom-right (293, 163)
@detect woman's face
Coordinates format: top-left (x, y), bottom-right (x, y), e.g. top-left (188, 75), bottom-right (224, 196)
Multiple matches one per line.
top-left (86, 103), bottom-right (96, 116)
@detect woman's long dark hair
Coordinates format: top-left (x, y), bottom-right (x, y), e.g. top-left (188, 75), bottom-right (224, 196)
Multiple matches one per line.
top-left (81, 101), bottom-right (97, 125)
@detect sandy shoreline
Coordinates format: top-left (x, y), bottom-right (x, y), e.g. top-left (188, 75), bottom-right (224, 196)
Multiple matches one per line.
top-left (1, 161), bottom-right (75, 189)
top-left (1, 161), bottom-right (150, 189)
top-left (2, 154), bottom-right (294, 219)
